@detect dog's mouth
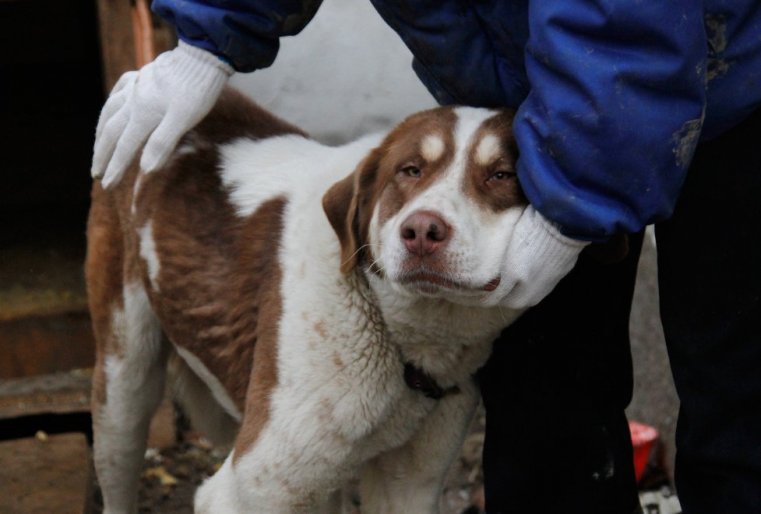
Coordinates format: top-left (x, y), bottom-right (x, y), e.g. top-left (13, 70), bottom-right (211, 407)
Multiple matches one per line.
top-left (482, 276), bottom-right (501, 291)
top-left (398, 271), bottom-right (501, 294)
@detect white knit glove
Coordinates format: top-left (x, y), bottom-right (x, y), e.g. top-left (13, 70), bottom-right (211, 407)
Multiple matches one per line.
top-left (92, 41), bottom-right (233, 188)
top-left (494, 206), bottom-right (589, 309)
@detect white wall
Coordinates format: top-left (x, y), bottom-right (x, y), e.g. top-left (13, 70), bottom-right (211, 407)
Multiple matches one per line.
top-left (229, 0), bottom-right (437, 144)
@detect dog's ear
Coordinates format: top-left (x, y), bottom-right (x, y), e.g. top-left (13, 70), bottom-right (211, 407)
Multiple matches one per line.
top-left (322, 150), bottom-right (380, 274)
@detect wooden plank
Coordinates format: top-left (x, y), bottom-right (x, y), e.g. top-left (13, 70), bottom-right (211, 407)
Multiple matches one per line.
top-left (0, 313), bottom-right (94, 379)
top-left (0, 370), bottom-right (92, 419)
top-left (0, 189), bottom-right (92, 379)
top-left (0, 370), bottom-right (177, 451)
top-left (132, 0), bottom-right (155, 67)
top-left (95, 0), bottom-right (177, 91)
top-left (0, 433), bottom-right (92, 514)
top-left (96, 0), bottom-right (138, 91)
top-left (0, 239), bottom-right (87, 325)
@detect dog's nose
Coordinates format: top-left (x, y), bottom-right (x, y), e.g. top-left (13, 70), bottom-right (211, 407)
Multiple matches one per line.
top-left (400, 211), bottom-right (450, 256)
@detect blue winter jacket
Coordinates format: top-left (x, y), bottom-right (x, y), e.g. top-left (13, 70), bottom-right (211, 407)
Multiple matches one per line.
top-left (152, 0), bottom-right (761, 240)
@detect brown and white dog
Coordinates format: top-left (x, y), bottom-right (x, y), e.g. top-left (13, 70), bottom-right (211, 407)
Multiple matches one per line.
top-left (86, 88), bottom-right (528, 514)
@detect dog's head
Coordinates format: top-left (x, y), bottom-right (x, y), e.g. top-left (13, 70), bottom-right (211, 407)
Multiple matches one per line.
top-left (323, 107), bottom-right (527, 305)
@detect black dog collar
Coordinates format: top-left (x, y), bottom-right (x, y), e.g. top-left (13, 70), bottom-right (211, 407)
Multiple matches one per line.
top-left (404, 362), bottom-right (460, 400)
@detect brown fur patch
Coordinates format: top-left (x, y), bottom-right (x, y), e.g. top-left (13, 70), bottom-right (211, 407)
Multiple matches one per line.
top-left (232, 208), bottom-right (284, 460)
top-left (187, 87), bottom-right (307, 147)
top-left (314, 321), bottom-right (328, 339)
top-left (86, 88), bottom-right (300, 440)
top-left (149, 193), bottom-right (287, 416)
top-left (86, 165), bottom-right (144, 407)
top-left (86, 183), bottom-right (125, 408)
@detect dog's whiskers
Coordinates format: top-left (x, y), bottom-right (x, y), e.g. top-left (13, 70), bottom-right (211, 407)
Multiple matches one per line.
top-left (341, 243), bottom-right (380, 269)
top-left (368, 256), bottom-right (387, 274)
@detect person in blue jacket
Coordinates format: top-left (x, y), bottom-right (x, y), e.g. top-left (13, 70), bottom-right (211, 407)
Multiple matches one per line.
top-left (91, 1), bottom-right (761, 513)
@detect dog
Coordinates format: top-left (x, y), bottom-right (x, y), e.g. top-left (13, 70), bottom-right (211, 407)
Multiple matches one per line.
top-left (86, 88), bottom-right (529, 513)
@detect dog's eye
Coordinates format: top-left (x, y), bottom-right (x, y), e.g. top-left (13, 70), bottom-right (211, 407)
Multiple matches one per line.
top-left (489, 170), bottom-right (516, 181)
top-left (399, 165), bottom-right (422, 178)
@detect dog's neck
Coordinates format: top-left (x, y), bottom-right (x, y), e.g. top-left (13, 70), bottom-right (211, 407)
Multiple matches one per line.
top-left (362, 269), bottom-right (522, 387)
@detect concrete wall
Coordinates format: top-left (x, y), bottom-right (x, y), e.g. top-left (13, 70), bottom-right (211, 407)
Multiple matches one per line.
top-left (230, 0), bottom-right (436, 144)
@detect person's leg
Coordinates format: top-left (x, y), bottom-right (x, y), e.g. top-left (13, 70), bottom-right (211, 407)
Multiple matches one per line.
top-left (655, 109), bottom-right (761, 514)
top-left (479, 233), bottom-right (644, 514)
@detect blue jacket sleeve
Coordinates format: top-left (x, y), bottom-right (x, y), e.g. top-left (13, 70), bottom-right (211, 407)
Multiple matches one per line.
top-left (151, 0), bottom-right (322, 72)
top-left (369, 0), bottom-right (531, 109)
top-left (515, 1), bottom-right (707, 239)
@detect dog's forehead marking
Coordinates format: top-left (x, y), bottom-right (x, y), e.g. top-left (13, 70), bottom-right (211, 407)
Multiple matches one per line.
top-left (434, 107), bottom-right (499, 187)
top-left (420, 133), bottom-right (445, 162)
top-left (475, 133), bottom-right (501, 166)
top-left (454, 107), bottom-right (499, 151)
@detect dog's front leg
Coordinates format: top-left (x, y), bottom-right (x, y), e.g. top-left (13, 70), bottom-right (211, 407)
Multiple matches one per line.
top-left (358, 381), bottom-right (480, 514)
top-left (194, 454), bottom-right (343, 514)
top-left (194, 444), bottom-right (347, 514)
top-left (194, 390), bottom-right (354, 514)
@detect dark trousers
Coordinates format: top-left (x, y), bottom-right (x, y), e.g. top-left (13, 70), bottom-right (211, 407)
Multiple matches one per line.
top-left (479, 108), bottom-right (761, 514)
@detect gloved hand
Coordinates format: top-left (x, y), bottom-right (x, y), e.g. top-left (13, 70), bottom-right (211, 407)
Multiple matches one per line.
top-left (493, 205), bottom-right (589, 309)
top-left (92, 41), bottom-right (234, 189)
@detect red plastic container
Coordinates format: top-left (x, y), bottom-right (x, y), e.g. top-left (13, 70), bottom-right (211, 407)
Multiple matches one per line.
top-left (629, 420), bottom-right (659, 482)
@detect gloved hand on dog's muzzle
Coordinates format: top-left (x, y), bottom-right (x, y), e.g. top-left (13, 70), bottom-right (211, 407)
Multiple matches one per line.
top-left (495, 206), bottom-right (589, 309)
top-left (91, 41), bottom-right (233, 189)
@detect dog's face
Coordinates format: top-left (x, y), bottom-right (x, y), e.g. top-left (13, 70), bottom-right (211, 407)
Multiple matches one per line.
top-left (323, 107), bottom-right (527, 306)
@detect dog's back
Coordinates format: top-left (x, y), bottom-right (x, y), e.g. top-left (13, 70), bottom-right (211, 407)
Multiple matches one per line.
top-left (88, 88), bottom-right (305, 406)
top-left (86, 92), bottom-right (308, 505)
